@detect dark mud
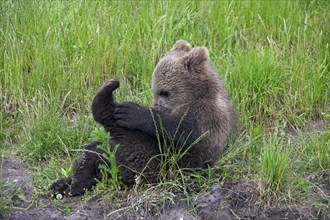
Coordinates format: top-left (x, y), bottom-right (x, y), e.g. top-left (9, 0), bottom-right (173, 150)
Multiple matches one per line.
top-left (195, 182), bottom-right (327, 220)
top-left (1, 157), bottom-right (328, 220)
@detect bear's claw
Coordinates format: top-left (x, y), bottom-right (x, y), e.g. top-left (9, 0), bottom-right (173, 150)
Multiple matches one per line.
top-left (50, 177), bottom-right (72, 196)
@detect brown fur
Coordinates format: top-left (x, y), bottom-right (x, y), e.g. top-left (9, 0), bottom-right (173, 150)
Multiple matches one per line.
top-left (51, 40), bottom-right (237, 196)
top-left (152, 40), bottom-right (236, 165)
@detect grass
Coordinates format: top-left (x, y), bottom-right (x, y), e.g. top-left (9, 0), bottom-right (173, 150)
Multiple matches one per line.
top-left (91, 127), bottom-right (125, 191)
top-left (0, 0), bottom-right (329, 216)
top-left (259, 133), bottom-right (291, 199)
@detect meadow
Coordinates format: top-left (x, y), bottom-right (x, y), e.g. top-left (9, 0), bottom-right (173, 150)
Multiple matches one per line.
top-left (1, 0), bottom-right (329, 218)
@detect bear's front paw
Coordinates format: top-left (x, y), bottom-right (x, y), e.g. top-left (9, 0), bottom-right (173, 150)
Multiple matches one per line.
top-left (114, 102), bottom-right (150, 130)
top-left (99, 78), bottom-right (120, 94)
top-left (50, 177), bottom-right (72, 197)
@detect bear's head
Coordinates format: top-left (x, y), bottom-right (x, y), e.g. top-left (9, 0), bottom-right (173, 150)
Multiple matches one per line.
top-left (151, 40), bottom-right (221, 113)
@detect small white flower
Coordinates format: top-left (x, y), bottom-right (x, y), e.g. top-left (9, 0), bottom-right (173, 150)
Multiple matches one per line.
top-left (56, 194), bottom-right (63, 200)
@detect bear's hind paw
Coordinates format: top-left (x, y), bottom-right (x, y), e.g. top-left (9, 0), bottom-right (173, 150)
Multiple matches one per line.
top-left (99, 78), bottom-right (120, 93)
top-left (50, 177), bottom-right (72, 197)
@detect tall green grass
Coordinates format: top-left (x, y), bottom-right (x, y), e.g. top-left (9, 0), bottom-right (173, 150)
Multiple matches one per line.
top-left (0, 0), bottom-right (329, 211)
top-left (1, 1), bottom-right (328, 127)
top-left (259, 135), bottom-right (291, 198)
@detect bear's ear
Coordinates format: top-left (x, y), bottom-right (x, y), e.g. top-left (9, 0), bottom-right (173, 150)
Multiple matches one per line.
top-left (171, 40), bottom-right (192, 52)
top-left (182, 46), bottom-right (209, 68)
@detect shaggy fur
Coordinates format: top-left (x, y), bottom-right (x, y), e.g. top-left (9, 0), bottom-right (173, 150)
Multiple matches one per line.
top-left (51, 40), bottom-right (236, 196)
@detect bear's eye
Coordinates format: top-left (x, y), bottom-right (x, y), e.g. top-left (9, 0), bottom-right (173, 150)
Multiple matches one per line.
top-left (159, 91), bottom-right (169, 97)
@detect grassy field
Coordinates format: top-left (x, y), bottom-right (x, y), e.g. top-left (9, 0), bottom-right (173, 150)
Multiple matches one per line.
top-left (1, 0), bottom-right (329, 216)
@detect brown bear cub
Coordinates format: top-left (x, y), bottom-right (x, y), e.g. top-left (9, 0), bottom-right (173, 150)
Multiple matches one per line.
top-left (51, 40), bottom-right (236, 196)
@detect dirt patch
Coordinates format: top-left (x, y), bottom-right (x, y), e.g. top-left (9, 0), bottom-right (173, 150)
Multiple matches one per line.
top-left (0, 157), bottom-right (134, 220)
top-left (1, 158), bottom-right (327, 220)
top-left (0, 157), bottom-right (34, 209)
top-left (195, 181), bottom-right (327, 220)
top-left (286, 118), bottom-right (329, 138)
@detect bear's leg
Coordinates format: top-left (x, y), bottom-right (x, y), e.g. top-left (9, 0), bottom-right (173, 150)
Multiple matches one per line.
top-left (92, 78), bottom-right (119, 126)
top-left (51, 79), bottom-right (120, 196)
top-left (51, 142), bottom-right (106, 196)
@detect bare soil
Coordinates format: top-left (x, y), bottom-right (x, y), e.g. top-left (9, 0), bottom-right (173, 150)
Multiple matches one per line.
top-left (1, 156), bottom-right (328, 220)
